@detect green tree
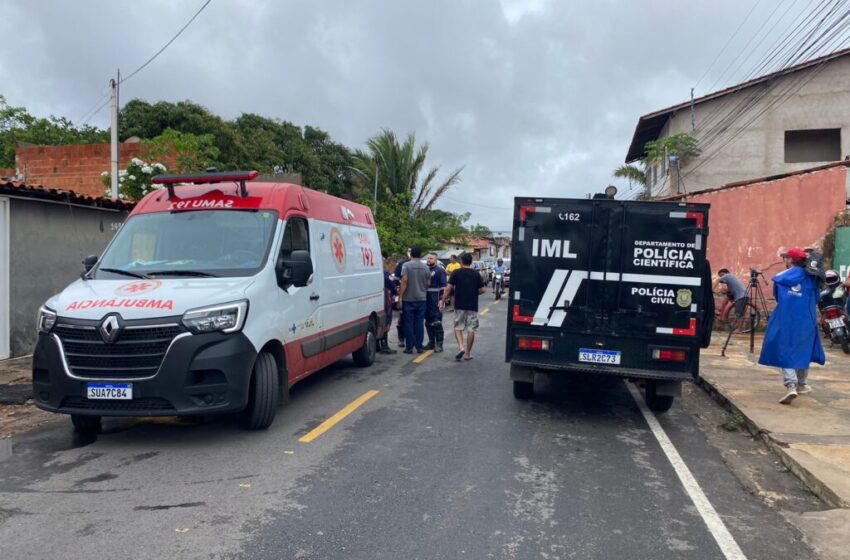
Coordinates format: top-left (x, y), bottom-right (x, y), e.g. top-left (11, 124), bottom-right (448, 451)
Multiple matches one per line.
top-left (643, 133), bottom-right (701, 167)
top-left (351, 130), bottom-right (462, 218)
top-left (119, 99), bottom-right (249, 169)
top-left (468, 223), bottom-right (493, 238)
top-left (0, 94), bottom-right (108, 168)
top-left (143, 128), bottom-right (220, 173)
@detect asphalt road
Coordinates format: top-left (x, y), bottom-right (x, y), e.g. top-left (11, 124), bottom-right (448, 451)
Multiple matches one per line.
top-left (0, 297), bottom-right (818, 560)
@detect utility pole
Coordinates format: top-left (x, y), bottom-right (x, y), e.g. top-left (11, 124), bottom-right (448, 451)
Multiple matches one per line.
top-left (690, 88), bottom-right (696, 133)
top-left (373, 165), bottom-right (379, 218)
top-left (109, 71), bottom-right (120, 199)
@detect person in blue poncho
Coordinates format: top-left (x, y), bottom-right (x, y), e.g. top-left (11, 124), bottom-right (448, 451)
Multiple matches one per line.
top-left (758, 247), bottom-right (825, 404)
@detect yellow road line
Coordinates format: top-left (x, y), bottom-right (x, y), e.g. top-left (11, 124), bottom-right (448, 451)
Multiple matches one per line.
top-left (480, 308), bottom-right (490, 315)
top-left (413, 349), bottom-right (434, 363)
top-left (298, 390), bottom-right (380, 443)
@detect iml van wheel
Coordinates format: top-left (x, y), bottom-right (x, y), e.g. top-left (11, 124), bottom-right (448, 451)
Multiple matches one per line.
top-left (513, 380), bottom-right (533, 400)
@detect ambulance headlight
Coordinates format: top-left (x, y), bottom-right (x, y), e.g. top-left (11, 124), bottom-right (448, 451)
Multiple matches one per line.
top-left (182, 301), bottom-right (248, 334)
top-left (37, 306), bottom-right (57, 334)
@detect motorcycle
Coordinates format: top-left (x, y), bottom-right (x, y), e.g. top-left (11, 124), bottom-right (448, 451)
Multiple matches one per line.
top-left (494, 273), bottom-right (504, 301)
top-left (818, 279), bottom-right (850, 354)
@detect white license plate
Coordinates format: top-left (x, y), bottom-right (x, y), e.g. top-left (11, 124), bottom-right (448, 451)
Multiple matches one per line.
top-left (87, 383), bottom-right (132, 400)
top-left (827, 318), bottom-right (845, 329)
top-left (578, 348), bottom-right (621, 365)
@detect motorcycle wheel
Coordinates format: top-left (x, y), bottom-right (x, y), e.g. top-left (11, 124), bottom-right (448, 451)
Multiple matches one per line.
top-left (841, 333), bottom-right (850, 354)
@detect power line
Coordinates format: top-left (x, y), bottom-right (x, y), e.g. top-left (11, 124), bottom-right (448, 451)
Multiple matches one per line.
top-left (694, 0), bottom-right (765, 90)
top-left (120, 0), bottom-right (213, 84)
top-left (76, 92), bottom-right (110, 125)
top-left (705, 0), bottom-right (792, 93)
top-left (685, 36), bottom-right (849, 178)
top-left (694, 1), bottom-right (848, 154)
top-left (439, 195), bottom-right (513, 210)
top-left (81, 98), bottom-right (112, 126)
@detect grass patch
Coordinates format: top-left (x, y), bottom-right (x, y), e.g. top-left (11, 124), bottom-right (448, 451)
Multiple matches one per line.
top-left (719, 411), bottom-right (746, 432)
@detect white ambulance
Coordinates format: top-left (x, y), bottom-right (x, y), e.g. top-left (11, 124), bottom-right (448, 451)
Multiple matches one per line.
top-left (33, 171), bottom-right (386, 432)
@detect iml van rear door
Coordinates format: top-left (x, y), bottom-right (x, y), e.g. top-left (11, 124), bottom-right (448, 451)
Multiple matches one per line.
top-left (607, 202), bottom-right (708, 340)
top-left (510, 198), bottom-right (707, 340)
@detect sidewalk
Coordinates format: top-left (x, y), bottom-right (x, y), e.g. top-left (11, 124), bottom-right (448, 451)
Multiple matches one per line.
top-left (0, 355), bottom-right (32, 405)
top-left (699, 333), bottom-right (850, 558)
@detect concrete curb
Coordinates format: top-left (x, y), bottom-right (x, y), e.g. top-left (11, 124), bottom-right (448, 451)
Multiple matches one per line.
top-left (696, 376), bottom-right (848, 509)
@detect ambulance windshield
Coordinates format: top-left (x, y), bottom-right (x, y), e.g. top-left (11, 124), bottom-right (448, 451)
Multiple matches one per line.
top-left (95, 210), bottom-right (278, 279)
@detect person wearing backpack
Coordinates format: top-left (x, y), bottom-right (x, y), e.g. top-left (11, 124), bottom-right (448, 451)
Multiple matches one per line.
top-left (758, 247), bottom-right (825, 404)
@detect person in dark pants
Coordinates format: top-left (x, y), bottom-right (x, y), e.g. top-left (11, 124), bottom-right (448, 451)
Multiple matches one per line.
top-left (399, 246), bottom-right (430, 354)
top-left (379, 252), bottom-right (398, 354)
top-left (394, 249), bottom-right (411, 347)
top-left (425, 252), bottom-right (447, 352)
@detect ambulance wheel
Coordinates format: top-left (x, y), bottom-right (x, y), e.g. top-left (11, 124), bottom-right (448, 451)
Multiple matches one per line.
top-left (513, 380), bottom-right (533, 400)
top-left (353, 322), bottom-right (377, 367)
top-left (644, 383), bottom-right (674, 413)
top-left (71, 414), bottom-right (102, 434)
top-left (241, 352), bottom-right (279, 430)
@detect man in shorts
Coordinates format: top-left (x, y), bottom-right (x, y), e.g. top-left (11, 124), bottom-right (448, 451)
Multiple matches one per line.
top-left (440, 253), bottom-right (486, 361)
top-left (713, 268), bottom-right (749, 331)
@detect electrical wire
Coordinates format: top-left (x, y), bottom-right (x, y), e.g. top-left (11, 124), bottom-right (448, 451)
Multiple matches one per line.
top-left (694, 2), bottom-right (848, 155)
top-left (439, 195), bottom-right (514, 210)
top-left (696, 0), bottom-right (844, 134)
top-left (694, 0), bottom-right (765, 90)
top-left (80, 98), bottom-right (112, 126)
top-left (685, 35), bottom-right (849, 178)
top-left (120, 0), bottom-right (212, 84)
top-left (76, 92), bottom-right (110, 125)
top-left (705, 0), bottom-right (792, 93)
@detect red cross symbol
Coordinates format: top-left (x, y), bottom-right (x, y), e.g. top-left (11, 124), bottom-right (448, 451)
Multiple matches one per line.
top-left (333, 237), bottom-right (345, 263)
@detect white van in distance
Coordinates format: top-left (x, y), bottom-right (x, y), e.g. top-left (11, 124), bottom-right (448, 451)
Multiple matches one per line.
top-left (33, 171), bottom-right (386, 432)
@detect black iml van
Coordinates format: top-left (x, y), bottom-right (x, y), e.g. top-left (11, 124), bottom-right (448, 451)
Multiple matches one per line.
top-left (505, 196), bottom-right (713, 412)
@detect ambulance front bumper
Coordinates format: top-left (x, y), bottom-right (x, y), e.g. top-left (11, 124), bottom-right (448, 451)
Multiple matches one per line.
top-left (32, 329), bottom-right (258, 417)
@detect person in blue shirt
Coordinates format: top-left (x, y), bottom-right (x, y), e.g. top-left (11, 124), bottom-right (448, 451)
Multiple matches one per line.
top-left (425, 252), bottom-right (447, 352)
top-left (758, 247), bottom-right (825, 404)
top-left (493, 258), bottom-right (507, 290)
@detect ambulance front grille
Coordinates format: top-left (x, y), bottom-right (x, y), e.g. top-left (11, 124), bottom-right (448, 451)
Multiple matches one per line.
top-left (55, 323), bottom-right (183, 379)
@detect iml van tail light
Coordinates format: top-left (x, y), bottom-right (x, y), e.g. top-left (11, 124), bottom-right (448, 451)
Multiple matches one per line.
top-left (516, 337), bottom-right (551, 351)
top-left (651, 348), bottom-right (687, 362)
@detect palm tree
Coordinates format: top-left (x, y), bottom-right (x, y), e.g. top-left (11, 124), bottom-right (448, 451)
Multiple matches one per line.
top-left (613, 164), bottom-right (648, 199)
top-left (351, 130), bottom-right (463, 218)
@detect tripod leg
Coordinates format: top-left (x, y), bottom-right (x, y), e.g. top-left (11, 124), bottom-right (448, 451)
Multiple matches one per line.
top-left (721, 318), bottom-right (735, 357)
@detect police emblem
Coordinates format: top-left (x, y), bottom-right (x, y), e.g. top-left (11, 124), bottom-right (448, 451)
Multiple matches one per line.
top-left (676, 289), bottom-right (692, 308)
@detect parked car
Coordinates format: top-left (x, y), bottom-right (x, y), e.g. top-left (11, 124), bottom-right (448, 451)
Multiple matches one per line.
top-left (33, 170), bottom-right (386, 433)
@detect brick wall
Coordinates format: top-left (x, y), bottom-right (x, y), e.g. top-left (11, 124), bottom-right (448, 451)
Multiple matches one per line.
top-left (14, 143), bottom-right (177, 197)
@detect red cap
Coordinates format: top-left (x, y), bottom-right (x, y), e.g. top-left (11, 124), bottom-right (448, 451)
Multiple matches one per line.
top-left (781, 247), bottom-right (807, 261)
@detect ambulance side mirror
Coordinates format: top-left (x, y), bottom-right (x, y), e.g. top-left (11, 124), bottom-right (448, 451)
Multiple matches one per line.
top-left (277, 250), bottom-right (313, 289)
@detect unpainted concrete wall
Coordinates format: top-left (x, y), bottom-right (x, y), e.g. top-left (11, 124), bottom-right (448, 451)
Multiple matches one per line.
top-left (8, 198), bottom-right (127, 356)
top-left (682, 164), bottom-right (848, 282)
top-left (655, 56), bottom-right (850, 197)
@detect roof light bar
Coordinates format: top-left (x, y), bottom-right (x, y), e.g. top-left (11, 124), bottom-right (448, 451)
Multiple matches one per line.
top-left (151, 170), bottom-right (259, 200)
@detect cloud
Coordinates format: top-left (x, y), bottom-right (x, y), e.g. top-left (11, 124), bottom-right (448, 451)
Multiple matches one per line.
top-left (0, 0), bottom-right (806, 231)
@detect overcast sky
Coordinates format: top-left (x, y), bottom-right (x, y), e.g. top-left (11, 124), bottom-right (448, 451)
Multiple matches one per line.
top-left (0, 0), bottom-right (822, 232)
